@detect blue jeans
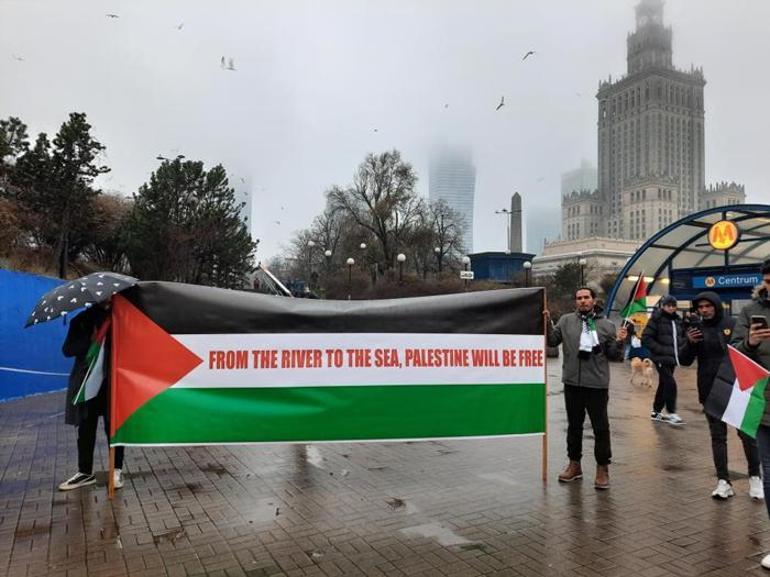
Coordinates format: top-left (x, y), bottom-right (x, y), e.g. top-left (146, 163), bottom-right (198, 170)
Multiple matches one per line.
top-left (755, 425), bottom-right (770, 517)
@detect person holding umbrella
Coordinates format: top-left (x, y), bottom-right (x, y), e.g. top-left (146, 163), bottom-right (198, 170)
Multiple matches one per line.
top-left (26, 272), bottom-right (137, 490)
top-left (57, 299), bottom-right (126, 490)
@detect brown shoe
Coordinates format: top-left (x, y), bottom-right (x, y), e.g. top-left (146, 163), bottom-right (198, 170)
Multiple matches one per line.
top-left (558, 460), bottom-right (583, 482)
top-left (595, 465), bottom-right (610, 490)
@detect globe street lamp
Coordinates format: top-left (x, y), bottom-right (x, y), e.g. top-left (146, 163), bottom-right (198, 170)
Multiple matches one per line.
top-left (397, 253), bottom-right (406, 283)
top-left (523, 260), bottom-right (532, 287)
top-left (360, 242), bottom-right (367, 273)
top-left (462, 255), bottom-right (471, 290)
top-left (434, 246), bottom-right (442, 275)
top-left (346, 257), bottom-right (355, 299)
top-left (495, 208), bottom-right (512, 253)
top-left (578, 257), bottom-right (587, 286)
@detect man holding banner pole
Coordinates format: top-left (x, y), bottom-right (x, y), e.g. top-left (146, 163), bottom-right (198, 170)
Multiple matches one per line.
top-left (546, 287), bottom-right (626, 490)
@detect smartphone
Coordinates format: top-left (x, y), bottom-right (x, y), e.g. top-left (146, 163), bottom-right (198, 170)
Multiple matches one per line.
top-left (688, 316), bottom-right (702, 330)
top-left (751, 315), bottom-right (769, 330)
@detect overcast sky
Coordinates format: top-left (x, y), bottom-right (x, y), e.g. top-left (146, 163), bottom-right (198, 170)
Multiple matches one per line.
top-left (2, 0), bottom-right (769, 260)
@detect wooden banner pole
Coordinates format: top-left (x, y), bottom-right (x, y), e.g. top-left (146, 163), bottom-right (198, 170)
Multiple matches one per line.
top-left (542, 290), bottom-right (549, 483)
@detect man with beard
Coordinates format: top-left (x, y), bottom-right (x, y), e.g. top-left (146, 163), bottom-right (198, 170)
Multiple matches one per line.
top-left (546, 287), bottom-right (627, 490)
top-left (680, 291), bottom-right (761, 500)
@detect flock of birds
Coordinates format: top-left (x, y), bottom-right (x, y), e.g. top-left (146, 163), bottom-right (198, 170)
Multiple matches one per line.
top-left (10, 13), bottom-right (538, 113)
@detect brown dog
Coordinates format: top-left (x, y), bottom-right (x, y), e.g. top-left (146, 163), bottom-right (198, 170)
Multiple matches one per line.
top-left (630, 357), bottom-right (655, 388)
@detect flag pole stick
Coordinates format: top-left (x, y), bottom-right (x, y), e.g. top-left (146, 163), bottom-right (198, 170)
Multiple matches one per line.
top-left (622, 271), bottom-right (644, 327)
top-left (542, 289), bottom-right (549, 483)
top-left (108, 303), bottom-right (116, 500)
top-left (108, 447), bottom-right (115, 499)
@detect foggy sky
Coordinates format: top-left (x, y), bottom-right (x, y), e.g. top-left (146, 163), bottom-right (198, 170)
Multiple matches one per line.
top-left (1, 0), bottom-right (769, 260)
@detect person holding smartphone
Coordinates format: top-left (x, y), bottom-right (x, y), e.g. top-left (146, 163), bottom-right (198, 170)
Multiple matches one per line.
top-left (732, 260), bottom-right (770, 569)
top-left (680, 291), bottom-right (761, 500)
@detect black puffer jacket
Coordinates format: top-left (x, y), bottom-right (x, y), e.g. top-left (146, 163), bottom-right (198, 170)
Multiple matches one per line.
top-left (63, 306), bottom-right (111, 426)
top-left (642, 307), bottom-right (685, 366)
top-left (679, 291), bottom-right (735, 403)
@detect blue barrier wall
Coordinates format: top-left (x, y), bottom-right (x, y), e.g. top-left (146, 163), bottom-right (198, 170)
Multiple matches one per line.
top-left (0, 269), bottom-right (71, 401)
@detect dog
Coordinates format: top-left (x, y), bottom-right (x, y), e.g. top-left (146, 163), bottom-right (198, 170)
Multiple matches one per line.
top-left (630, 357), bottom-right (655, 388)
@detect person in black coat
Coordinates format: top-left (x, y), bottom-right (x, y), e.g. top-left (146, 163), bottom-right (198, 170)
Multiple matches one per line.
top-left (58, 302), bottom-right (125, 491)
top-left (680, 291), bottom-right (761, 500)
top-left (642, 295), bottom-right (686, 424)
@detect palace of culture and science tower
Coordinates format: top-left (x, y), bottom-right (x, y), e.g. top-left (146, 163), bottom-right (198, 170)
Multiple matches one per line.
top-left (560, 0), bottom-right (744, 243)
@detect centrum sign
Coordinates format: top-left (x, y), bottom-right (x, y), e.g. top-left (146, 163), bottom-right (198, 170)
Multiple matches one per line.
top-left (693, 273), bottom-right (761, 289)
top-left (708, 220), bottom-right (740, 250)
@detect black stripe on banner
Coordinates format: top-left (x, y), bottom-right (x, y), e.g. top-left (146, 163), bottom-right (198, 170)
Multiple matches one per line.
top-left (121, 282), bottom-right (545, 336)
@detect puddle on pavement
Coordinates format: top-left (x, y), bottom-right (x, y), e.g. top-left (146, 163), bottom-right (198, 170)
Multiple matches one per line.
top-left (400, 522), bottom-right (470, 546)
top-left (304, 445), bottom-right (325, 469)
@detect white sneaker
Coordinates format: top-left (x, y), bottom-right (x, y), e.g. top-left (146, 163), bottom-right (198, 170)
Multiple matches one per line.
top-left (113, 468), bottom-right (124, 489)
top-left (761, 553), bottom-right (770, 569)
top-left (650, 411), bottom-right (664, 422)
top-left (711, 479), bottom-right (735, 500)
top-left (665, 413), bottom-right (684, 425)
top-left (750, 476), bottom-right (764, 500)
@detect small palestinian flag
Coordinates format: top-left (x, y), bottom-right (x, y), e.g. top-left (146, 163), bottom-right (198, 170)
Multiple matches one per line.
top-left (73, 318), bottom-right (111, 405)
top-left (620, 273), bottom-right (647, 318)
top-left (705, 345), bottom-right (770, 438)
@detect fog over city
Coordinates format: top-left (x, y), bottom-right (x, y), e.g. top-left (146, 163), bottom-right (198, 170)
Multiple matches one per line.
top-left (1, 0), bottom-right (768, 259)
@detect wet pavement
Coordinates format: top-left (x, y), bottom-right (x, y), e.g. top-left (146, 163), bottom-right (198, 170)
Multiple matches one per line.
top-left (2, 360), bottom-right (770, 576)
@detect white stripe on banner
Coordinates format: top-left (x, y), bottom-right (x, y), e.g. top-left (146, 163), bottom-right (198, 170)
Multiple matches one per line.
top-left (0, 366), bottom-right (69, 377)
top-left (723, 378), bottom-right (751, 429)
top-left (175, 333), bottom-right (544, 389)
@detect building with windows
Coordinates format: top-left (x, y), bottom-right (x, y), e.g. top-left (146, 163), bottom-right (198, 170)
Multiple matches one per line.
top-left (429, 147), bottom-right (476, 253)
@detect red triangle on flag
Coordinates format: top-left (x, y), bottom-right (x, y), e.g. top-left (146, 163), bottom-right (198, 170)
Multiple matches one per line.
top-left (110, 295), bottom-right (203, 436)
top-left (728, 345), bottom-right (770, 392)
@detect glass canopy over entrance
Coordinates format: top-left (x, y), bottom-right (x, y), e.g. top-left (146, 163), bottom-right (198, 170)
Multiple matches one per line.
top-left (607, 204), bottom-right (770, 316)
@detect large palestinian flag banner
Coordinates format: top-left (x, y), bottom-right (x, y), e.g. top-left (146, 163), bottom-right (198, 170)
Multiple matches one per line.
top-left (110, 282), bottom-right (546, 446)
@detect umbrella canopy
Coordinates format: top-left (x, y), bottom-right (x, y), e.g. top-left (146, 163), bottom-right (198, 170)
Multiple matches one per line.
top-left (25, 272), bottom-right (138, 327)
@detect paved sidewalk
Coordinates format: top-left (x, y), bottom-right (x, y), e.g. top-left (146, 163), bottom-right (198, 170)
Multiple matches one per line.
top-left (1, 361), bottom-right (769, 577)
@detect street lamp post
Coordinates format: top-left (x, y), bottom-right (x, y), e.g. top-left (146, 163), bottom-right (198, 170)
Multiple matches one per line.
top-left (434, 246), bottom-right (442, 276)
top-left (359, 242), bottom-right (367, 273)
top-left (462, 255), bottom-right (471, 290)
top-left (523, 261), bottom-right (532, 287)
top-left (495, 208), bottom-right (512, 253)
top-left (578, 257), bottom-right (587, 286)
top-left (346, 257), bottom-right (355, 300)
top-left (306, 240), bottom-right (316, 290)
top-left (397, 253), bottom-right (406, 283)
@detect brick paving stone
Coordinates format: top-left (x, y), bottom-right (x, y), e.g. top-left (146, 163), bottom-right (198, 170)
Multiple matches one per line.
top-left (3, 361), bottom-right (770, 575)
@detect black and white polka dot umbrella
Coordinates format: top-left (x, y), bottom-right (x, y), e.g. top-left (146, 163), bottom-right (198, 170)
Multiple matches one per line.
top-left (25, 272), bottom-right (138, 327)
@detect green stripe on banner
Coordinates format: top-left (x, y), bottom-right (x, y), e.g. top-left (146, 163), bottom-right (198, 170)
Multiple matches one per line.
top-left (112, 383), bottom-right (545, 445)
top-left (742, 377), bottom-right (769, 438)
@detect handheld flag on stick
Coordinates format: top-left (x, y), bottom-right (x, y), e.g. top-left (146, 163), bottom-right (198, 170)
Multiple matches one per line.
top-left (620, 272), bottom-right (647, 323)
top-left (73, 317), bottom-right (111, 404)
top-left (705, 345), bottom-right (770, 438)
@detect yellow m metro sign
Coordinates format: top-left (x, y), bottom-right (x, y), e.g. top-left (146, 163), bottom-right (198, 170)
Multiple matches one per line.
top-left (708, 220), bottom-right (740, 250)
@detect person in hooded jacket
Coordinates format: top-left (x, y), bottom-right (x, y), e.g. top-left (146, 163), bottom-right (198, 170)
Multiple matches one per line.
top-left (642, 295), bottom-right (686, 424)
top-left (680, 291), bottom-right (761, 500)
top-left (732, 261), bottom-right (770, 570)
top-left (58, 302), bottom-right (125, 491)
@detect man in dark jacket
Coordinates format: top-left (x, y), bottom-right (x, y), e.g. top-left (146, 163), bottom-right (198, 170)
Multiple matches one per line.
top-left (642, 295), bottom-right (686, 425)
top-left (680, 291), bottom-right (761, 500)
top-left (58, 302), bottom-right (125, 491)
top-left (732, 261), bottom-right (770, 569)
top-left (546, 287), bottom-right (627, 490)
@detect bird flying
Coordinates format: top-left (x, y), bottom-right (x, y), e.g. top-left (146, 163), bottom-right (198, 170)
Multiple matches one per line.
top-left (495, 96), bottom-right (505, 111)
top-left (105, 13), bottom-right (119, 18)
top-left (11, 54), bottom-right (24, 61)
top-left (227, 58), bottom-right (236, 71)
top-left (273, 220), bottom-right (281, 226)
top-left (176, 22), bottom-right (184, 30)
top-left (522, 50), bottom-right (535, 60)
top-left (220, 56), bottom-right (226, 69)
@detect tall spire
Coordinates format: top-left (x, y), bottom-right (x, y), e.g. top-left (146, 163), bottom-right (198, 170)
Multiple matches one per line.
top-left (627, 0), bottom-right (672, 74)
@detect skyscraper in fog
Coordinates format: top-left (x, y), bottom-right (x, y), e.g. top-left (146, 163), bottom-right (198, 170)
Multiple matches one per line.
top-left (429, 147), bottom-right (476, 253)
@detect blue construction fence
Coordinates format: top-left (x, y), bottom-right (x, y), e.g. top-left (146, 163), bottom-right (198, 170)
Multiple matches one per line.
top-left (0, 269), bottom-right (71, 402)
